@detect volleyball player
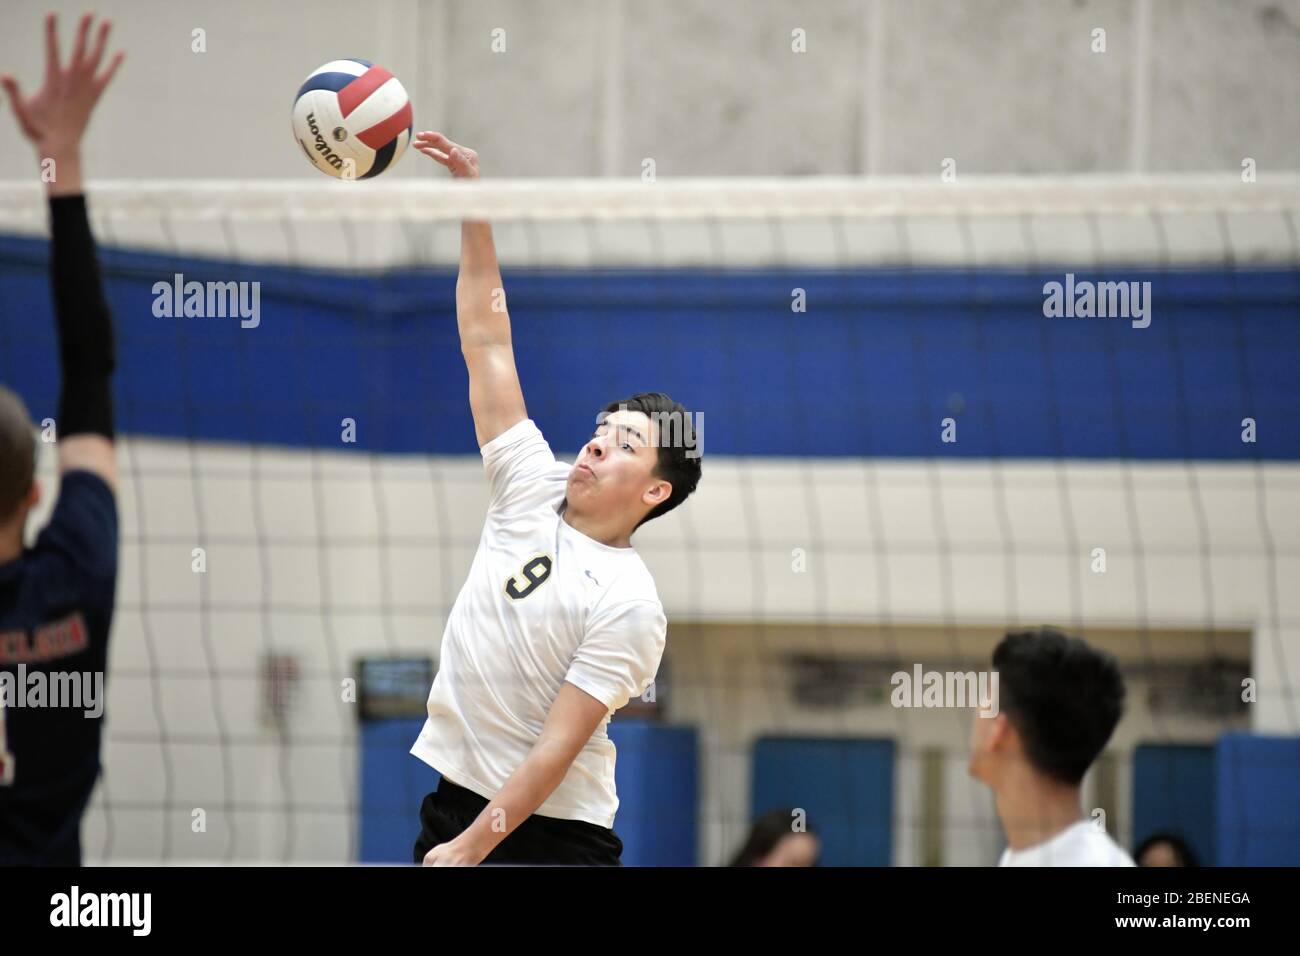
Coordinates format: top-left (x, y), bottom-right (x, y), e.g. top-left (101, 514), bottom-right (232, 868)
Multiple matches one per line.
top-left (0, 13), bottom-right (124, 865)
top-left (968, 627), bottom-right (1135, 866)
top-left (407, 132), bottom-right (701, 865)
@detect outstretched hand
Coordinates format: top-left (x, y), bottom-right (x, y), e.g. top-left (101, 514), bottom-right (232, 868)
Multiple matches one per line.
top-left (1, 13), bottom-right (124, 162)
top-left (414, 131), bottom-right (480, 179)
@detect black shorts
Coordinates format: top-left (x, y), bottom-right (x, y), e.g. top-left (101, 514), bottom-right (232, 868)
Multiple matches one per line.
top-left (413, 776), bottom-right (623, 866)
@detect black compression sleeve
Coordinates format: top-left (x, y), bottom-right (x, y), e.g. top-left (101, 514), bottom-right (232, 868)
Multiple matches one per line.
top-left (50, 193), bottom-right (116, 439)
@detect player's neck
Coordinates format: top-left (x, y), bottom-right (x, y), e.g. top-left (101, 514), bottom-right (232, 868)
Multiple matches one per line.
top-left (995, 762), bottom-right (1086, 851)
top-left (560, 503), bottom-right (633, 550)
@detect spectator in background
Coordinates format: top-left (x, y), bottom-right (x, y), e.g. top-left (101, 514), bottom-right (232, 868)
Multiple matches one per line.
top-left (1135, 832), bottom-right (1199, 867)
top-left (728, 808), bottom-right (821, 866)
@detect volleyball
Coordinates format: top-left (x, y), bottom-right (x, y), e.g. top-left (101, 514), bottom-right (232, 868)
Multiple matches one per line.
top-left (291, 58), bottom-right (412, 179)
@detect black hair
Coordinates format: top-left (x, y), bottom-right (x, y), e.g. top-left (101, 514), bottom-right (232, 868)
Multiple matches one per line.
top-left (992, 626), bottom-right (1126, 785)
top-left (1135, 832), bottom-right (1199, 867)
top-left (0, 385), bottom-right (36, 522)
top-left (727, 808), bottom-right (818, 867)
top-left (600, 392), bottom-right (701, 528)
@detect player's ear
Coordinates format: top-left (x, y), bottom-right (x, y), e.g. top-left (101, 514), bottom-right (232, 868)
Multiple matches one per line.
top-left (26, 479), bottom-right (40, 509)
top-left (988, 712), bottom-right (1015, 752)
top-left (643, 478), bottom-right (671, 506)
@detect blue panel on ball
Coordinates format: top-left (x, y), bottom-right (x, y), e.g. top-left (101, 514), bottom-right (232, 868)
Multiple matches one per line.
top-left (361, 135), bottom-right (399, 179)
top-left (293, 71), bottom-right (360, 105)
top-left (347, 58), bottom-right (374, 68)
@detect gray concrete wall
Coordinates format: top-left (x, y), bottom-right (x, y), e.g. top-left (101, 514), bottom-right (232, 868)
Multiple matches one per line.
top-left (1, 0), bottom-right (1296, 181)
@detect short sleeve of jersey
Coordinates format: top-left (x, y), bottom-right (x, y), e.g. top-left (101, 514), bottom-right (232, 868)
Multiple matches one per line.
top-left (31, 470), bottom-right (118, 603)
top-left (480, 418), bottom-right (567, 518)
top-left (564, 599), bottom-right (667, 713)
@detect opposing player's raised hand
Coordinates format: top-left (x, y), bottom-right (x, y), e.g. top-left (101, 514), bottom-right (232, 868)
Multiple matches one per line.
top-left (414, 131), bottom-right (480, 179)
top-left (1, 13), bottom-right (124, 159)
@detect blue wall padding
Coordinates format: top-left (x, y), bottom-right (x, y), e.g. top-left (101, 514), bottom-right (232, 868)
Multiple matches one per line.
top-left (750, 736), bottom-right (894, 866)
top-left (359, 717), bottom-right (436, 864)
top-left (2, 233), bottom-right (1297, 459)
top-left (1132, 742), bottom-right (1217, 865)
top-left (607, 719), bottom-right (698, 866)
top-left (1215, 733), bottom-right (1300, 866)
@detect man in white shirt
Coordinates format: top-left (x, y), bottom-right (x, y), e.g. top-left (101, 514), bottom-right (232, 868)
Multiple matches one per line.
top-left (968, 627), bottom-right (1136, 867)
top-left (407, 132), bottom-right (701, 866)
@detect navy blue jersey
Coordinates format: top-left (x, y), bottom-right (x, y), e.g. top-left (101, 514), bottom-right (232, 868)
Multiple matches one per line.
top-left (0, 470), bottom-right (117, 865)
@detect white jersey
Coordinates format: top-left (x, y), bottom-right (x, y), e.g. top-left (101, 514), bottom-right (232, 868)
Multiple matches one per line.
top-left (999, 820), bottom-right (1137, 867)
top-left (410, 418), bottom-right (668, 828)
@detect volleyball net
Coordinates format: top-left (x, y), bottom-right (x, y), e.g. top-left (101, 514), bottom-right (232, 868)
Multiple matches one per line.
top-left (0, 174), bottom-right (1297, 865)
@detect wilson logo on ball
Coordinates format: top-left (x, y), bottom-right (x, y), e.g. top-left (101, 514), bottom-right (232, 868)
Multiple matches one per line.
top-left (292, 59), bottom-right (413, 179)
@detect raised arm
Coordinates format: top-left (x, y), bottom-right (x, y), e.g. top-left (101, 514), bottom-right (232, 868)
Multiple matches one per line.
top-left (2, 14), bottom-right (124, 491)
top-left (414, 132), bottom-right (527, 448)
